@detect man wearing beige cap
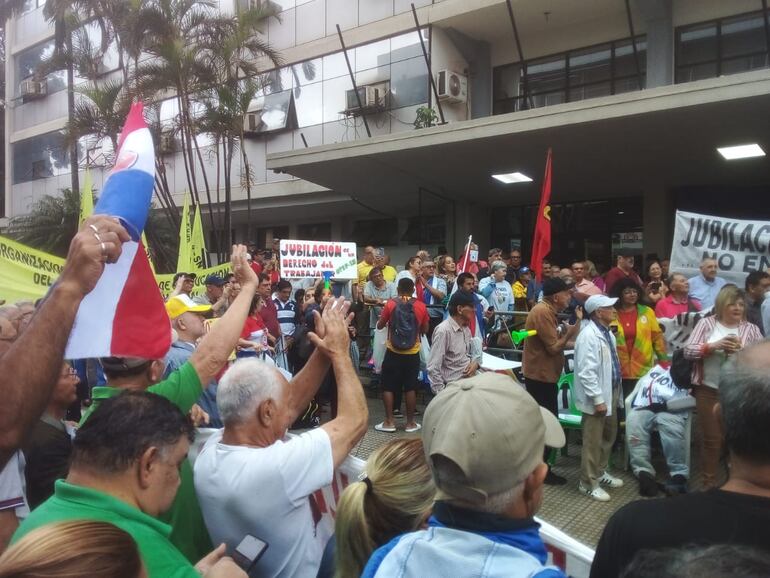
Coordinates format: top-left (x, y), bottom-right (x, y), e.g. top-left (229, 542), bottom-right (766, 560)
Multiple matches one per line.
top-left (362, 373), bottom-right (567, 578)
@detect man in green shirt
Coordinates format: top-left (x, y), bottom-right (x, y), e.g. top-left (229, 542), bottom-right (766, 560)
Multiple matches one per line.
top-left (13, 391), bottom-right (244, 578)
top-left (78, 245), bottom-right (339, 562)
top-left (77, 245), bottom-right (261, 562)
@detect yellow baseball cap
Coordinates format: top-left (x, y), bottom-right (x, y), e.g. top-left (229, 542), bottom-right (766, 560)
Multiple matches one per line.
top-left (165, 295), bottom-right (211, 320)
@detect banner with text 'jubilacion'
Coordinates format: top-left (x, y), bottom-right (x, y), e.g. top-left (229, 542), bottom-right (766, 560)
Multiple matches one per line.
top-left (670, 210), bottom-right (770, 284)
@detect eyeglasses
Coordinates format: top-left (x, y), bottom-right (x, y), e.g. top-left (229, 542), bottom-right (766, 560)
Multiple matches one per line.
top-left (61, 368), bottom-right (78, 377)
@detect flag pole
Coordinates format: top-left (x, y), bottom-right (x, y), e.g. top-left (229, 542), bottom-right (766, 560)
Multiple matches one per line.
top-left (459, 235), bottom-right (473, 274)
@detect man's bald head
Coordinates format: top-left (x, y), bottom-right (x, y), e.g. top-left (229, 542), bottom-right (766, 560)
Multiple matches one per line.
top-left (719, 341), bottom-right (770, 463)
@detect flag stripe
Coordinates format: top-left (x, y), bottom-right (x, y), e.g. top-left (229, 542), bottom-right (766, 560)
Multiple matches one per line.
top-left (111, 242), bottom-right (171, 359)
top-left (65, 243), bottom-right (139, 359)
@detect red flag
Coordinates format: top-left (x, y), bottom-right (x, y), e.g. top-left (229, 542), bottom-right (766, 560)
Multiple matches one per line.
top-left (531, 148), bottom-right (552, 282)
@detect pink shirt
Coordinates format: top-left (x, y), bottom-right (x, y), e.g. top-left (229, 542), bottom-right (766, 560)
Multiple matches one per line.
top-left (575, 278), bottom-right (602, 296)
top-left (655, 294), bottom-right (701, 318)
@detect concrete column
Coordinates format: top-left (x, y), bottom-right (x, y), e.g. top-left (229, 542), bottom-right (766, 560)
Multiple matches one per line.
top-left (445, 200), bottom-right (490, 256)
top-left (634, 0), bottom-right (673, 88)
top-left (642, 187), bottom-right (675, 260)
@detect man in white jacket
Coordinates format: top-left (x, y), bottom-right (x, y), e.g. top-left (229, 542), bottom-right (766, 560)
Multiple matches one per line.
top-left (574, 295), bottom-right (625, 502)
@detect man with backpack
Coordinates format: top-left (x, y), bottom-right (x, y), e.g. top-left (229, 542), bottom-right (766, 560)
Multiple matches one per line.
top-left (375, 278), bottom-right (429, 433)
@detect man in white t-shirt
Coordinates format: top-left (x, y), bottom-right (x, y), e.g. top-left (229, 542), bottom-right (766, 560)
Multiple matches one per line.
top-left (194, 297), bottom-right (368, 578)
top-left (0, 451), bottom-right (29, 549)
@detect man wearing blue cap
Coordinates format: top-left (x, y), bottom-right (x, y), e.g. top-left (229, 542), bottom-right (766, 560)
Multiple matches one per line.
top-left (193, 274), bottom-right (229, 317)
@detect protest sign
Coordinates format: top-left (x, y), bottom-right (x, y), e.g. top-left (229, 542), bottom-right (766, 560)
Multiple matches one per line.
top-left (279, 239), bottom-right (357, 280)
top-left (0, 236), bottom-right (65, 302)
top-left (0, 235), bottom-right (230, 302)
top-left (670, 210), bottom-right (770, 284)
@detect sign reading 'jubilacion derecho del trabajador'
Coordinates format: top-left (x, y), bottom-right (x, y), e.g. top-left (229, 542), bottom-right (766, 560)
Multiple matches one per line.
top-left (279, 240), bottom-right (358, 280)
top-left (670, 210), bottom-right (770, 284)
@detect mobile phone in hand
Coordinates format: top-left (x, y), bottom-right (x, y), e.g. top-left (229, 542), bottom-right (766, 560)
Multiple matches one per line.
top-left (232, 535), bottom-right (268, 572)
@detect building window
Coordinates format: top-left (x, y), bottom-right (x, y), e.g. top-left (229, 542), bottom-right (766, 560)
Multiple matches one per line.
top-left (676, 10), bottom-right (770, 83)
top-left (493, 36), bottom-right (646, 114)
top-left (297, 222), bottom-right (331, 240)
top-left (350, 218), bottom-right (399, 246)
top-left (15, 40), bottom-right (68, 97)
top-left (13, 132), bottom-right (70, 184)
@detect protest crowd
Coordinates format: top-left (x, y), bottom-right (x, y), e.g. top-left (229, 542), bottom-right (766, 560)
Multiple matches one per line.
top-left (2, 214), bottom-right (770, 578)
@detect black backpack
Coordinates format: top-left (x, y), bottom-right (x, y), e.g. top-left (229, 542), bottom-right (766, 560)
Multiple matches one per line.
top-left (390, 298), bottom-right (419, 351)
top-left (669, 348), bottom-right (693, 389)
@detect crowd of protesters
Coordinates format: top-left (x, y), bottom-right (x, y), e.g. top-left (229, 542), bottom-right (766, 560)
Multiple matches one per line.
top-left (1, 220), bottom-right (770, 578)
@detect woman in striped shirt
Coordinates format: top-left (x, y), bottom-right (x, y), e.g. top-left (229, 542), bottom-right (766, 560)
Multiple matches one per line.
top-left (684, 284), bottom-right (763, 488)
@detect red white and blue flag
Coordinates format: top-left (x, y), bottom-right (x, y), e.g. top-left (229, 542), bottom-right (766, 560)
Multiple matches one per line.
top-left (65, 103), bottom-right (171, 360)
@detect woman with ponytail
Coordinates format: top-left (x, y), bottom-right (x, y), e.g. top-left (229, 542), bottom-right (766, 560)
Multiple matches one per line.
top-left (331, 438), bottom-right (435, 578)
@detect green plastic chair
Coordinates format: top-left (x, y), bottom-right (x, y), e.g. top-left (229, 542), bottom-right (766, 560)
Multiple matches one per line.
top-left (548, 372), bottom-right (582, 464)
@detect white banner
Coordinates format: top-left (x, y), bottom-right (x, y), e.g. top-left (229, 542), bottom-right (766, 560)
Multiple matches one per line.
top-left (279, 239), bottom-right (358, 280)
top-left (670, 210), bottom-right (770, 284)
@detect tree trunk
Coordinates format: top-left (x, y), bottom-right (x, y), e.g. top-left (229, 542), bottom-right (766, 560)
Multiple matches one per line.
top-left (66, 31), bottom-right (80, 196)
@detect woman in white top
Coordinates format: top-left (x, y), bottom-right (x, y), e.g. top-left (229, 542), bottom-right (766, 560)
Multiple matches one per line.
top-left (684, 285), bottom-right (763, 488)
top-left (477, 261), bottom-right (513, 313)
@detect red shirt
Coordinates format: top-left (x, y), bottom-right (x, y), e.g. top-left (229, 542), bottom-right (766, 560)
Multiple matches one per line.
top-left (655, 294), bottom-right (701, 318)
top-left (604, 267), bottom-right (643, 295)
top-left (617, 308), bottom-right (638, 348)
top-left (258, 298), bottom-right (281, 339)
top-left (379, 297), bottom-right (429, 353)
top-left (249, 261), bottom-right (263, 276)
top-left (240, 315), bottom-right (267, 341)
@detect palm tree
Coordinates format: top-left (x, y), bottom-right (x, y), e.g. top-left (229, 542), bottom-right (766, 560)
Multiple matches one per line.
top-left (199, 4), bottom-right (281, 255)
top-left (8, 188), bottom-right (83, 257)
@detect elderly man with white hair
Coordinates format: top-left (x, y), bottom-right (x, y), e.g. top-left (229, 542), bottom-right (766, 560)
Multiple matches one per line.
top-left (194, 297), bottom-right (368, 578)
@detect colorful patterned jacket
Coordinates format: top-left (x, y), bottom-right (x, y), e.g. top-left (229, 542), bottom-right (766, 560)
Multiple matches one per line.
top-left (611, 304), bottom-right (667, 379)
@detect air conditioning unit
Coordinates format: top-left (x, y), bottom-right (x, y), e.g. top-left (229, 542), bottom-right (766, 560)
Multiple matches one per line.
top-left (20, 79), bottom-right (47, 101)
top-left (243, 110), bottom-right (264, 134)
top-left (159, 131), bottom-right (176, 154)
top-left (436, 70), bottom-right (467, 104)
top-left (345, 83), bottom-right (387, 113)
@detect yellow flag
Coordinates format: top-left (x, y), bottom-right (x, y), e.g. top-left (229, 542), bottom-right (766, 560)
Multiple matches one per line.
top-left (79, 169), bottom-right (94, 225)
top-left (190, 205), bottom-right (207, 270)
top-left (176, 192), bottom-right (192, 273)
top-left (142, 232), bottom-right (155, 273)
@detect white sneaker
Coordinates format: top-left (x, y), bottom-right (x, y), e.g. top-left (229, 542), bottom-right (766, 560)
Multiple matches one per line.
top-left (599, 472), bottom-right (624, 488)
top-left (579, 483), bottom-right (611, 502)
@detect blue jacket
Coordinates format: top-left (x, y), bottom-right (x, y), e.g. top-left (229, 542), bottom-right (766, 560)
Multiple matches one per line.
top-left (362, 502), bottom-right (565, 578)
top-left (164, 341), bottom-right (222, 428)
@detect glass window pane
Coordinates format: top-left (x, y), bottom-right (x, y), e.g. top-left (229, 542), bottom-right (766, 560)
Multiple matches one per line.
top-left (493, 64), bottom-right (519, 100)
top-left (257, 90), bottom-right (292, 132)
top-left (675, 62), bottom-right (717, 83)
top-left (355, 38), bottom-right (391, 71)
top-left (359, 0), bottom-right (392, 26)
top-left (390, 56), bottom-right (428, 108)
top-left (569, 81), bottom-right (611, 102)
top-left (272, 0), bottom-right (295, 10)
top-left (323, 52), bottom-right (352, 80)
top-left (262, 66), bottom-right (293, 94)
top-left (13, 132), bottom-right (70, 184)
top-left (15, 41), bottom-right (67, 96)
top-left (294, 81), bottom-right (323, 127)
top-left (355, 63), bottom-right (390, 86)
top-left (390, 29), bottom-right (428, 62)
top-left (569, 44), bottom-right (611, 88)
top-left (722, 14), bottom-right (766, 58)
top-left (615, 38), bottom-right (647, 78)
top-left (292, 58), bottom-right (321, 86)
top-left (526, 55), bottom-right (565, 97)
top-left (322, 75), bottom-right (353, 123)
top-left (677, 24), bottom-right (717, 65)
top-left (296, 0), bottom-right (324, 44)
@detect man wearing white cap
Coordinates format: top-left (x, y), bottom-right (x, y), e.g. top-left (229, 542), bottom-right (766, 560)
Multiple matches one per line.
top-left (574, 294), bottom-right (625, 502)
top-left (362, 373), bottom-right (567, 578)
